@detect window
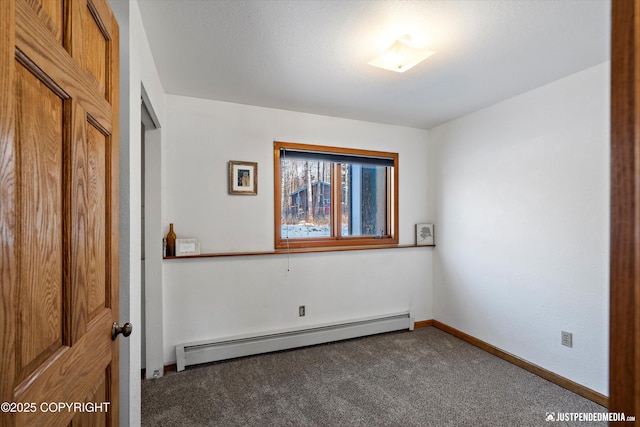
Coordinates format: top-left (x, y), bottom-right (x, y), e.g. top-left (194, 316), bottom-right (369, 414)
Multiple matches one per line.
top-left (274, 141), bottom-right (398, 249)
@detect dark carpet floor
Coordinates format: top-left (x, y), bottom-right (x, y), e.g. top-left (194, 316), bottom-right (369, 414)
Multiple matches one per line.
top-left (141, 327), bottom-right (606, 426)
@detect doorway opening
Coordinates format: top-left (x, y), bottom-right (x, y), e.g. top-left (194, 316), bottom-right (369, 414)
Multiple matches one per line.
top-left (141, 85), bottom-right (163, 379)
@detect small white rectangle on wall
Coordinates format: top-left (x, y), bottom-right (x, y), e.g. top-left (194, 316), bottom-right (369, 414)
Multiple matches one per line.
top-left (416, 223), bottom-right (434, 245)
top-left (176, 239), bottom-right (201, 256)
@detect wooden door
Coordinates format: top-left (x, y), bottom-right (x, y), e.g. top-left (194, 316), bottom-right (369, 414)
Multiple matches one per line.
top-left (610, 0), bottom-right (640, 418)
top-left (0, 0), bottom-right (120, 426)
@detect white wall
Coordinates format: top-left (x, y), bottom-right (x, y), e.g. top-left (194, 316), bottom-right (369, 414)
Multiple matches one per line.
top-left (110, 0), bottom-right (166, 425)
top-left (429, 62), bottom-right (610, 395)
top-left (162, 96), bottom-right (433, 363)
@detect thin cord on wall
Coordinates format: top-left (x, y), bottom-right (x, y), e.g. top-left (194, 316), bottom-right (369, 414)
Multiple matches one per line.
top-left (286, 236), bottom-right (291, 272)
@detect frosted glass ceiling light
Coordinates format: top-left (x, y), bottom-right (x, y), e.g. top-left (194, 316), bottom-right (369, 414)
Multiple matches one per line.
top-left (368, 35), bottom-right (435, 73)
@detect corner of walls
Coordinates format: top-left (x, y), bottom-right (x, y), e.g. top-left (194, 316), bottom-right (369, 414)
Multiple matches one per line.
top-left (428, 62), bottom-right (610, 395)
top-left (424, 128), bottom-right (437, 321)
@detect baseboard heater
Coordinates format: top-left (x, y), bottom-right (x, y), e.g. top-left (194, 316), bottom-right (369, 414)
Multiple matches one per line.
top-left (176, 311), bottom-right (414, 372)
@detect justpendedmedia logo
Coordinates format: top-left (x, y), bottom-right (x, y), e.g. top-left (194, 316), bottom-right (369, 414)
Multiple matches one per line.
top-left (545, 411), bottom-right (635, 422)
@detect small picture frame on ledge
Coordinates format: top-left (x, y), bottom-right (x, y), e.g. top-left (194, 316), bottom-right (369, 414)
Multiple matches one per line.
top-left (229, 161), bottom-right (258, 195)
top-left (175, 238), bottom-right (201, 256)
top-left (416, 223), bottom-right (434, 246)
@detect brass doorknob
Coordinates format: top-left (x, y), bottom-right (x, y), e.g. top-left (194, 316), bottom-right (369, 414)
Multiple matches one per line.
top-left (112, 322), bottom-right (133, 341)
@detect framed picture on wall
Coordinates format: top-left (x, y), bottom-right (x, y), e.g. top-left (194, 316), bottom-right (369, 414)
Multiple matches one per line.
top-left (416, 223), bottom-right (434, 245)
top-left (229, 161), bottom-right (258, 195)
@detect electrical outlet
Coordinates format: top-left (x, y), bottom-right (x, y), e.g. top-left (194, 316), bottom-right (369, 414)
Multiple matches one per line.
top-left (299, 305), bottom-right (305, 317)
top-left (561, 331), bottom-right (572, 348)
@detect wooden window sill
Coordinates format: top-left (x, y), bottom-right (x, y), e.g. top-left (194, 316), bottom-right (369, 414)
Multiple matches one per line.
top-left (163, 244), bottom-right (435, 260)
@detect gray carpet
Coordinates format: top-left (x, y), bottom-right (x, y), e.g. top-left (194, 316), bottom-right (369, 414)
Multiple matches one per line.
top-left (141, 327), bottom-right (606, 426)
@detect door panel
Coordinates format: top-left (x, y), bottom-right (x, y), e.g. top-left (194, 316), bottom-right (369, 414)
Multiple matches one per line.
top-left (15, 61), bottom-right (65, 385)
top-left (85, 121), bottom-right (107, 322)
top-left (72, 369), bottom-right (109, 427)
top-left (85, 7), bottom-right (108, 98)
top-left (15, 0), bottom-right (112, 133)
top-left (1, 0), bottom-right (120, 426)
top-left (14, 311), bottom-right (112, 426)
top-left (27, 0), bottom-right (64, 45)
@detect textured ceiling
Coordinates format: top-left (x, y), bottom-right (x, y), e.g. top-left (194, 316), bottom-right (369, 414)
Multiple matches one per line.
top-left (136, 0), bottom-right (610, 129)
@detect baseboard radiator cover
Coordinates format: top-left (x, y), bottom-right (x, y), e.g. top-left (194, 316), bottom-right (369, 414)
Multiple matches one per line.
top-left (176, 312), bottom-right (414, 372)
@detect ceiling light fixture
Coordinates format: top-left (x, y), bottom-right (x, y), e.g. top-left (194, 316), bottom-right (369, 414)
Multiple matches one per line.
top-left (368, 35), bottom-right (435, 73)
